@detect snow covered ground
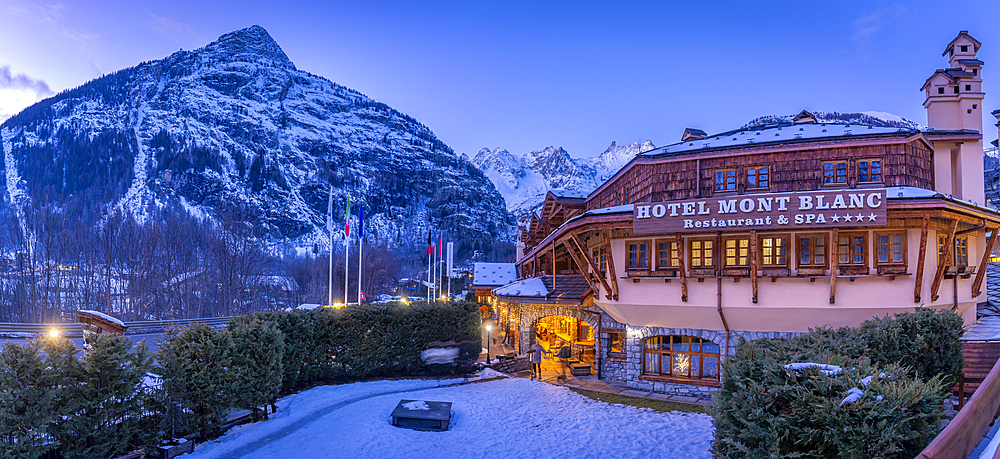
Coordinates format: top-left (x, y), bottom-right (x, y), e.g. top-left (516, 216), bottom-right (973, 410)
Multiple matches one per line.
top-left (188, 370), bottom-right (714, 459)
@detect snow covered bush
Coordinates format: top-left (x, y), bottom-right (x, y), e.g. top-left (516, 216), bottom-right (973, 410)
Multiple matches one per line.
top-left (712, 309), bottom-right (963, 458)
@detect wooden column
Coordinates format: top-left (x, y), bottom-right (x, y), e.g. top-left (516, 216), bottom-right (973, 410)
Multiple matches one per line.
top-left (570, 234), bottom-right (613, 300)
top-left (603, 230), bottom-right (619, 301)
top-left (750, 230), bottom-right (758, 304)
top-left (675, 234), bottom-right (688, 302)
top-left (931, 219), bottom-right (959, 302)
top-left (914, 216), bottom-right (929, 303)
top-left (830, 228), bottom-right (839, 304)
top-left (972, 226), bottom-right (999, 297)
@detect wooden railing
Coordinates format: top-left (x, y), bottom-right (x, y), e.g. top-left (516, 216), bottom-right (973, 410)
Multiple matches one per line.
top-left (916, 351), bottom-right (1000, 459)
top-left (0, 317), bottom-right (233, 335)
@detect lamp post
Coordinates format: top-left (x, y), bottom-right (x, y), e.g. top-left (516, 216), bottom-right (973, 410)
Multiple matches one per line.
top-left (485, 320), bottom-right (493, 364)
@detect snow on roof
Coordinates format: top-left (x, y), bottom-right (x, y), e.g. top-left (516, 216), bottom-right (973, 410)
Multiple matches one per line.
top-left (472, 263), bottom-right (516, 287)
top-left (961, 315), bottom-right (1000, 341)
top-left (296, 303), bottom-right (323, 310)
top-left (492, 277), bottom-right (548, 297)
top-left (77, 309), bottom-right (125, 327)
top-left (642, 123), bottom-right (917, 158)
top-left (885, 186), bottom-right (941, 199)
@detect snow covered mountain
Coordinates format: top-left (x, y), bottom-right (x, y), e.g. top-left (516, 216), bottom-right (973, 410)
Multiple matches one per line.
top-left (743, 111), bottom-right (924, 130)
top-left (0, 26), bottom-right (512, 257)
top-left (472, 140), bottom-right (654, 216)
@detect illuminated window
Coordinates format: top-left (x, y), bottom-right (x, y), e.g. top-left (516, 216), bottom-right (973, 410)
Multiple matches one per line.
top-left (838, 233), bottom-right (867, 265)
top-left (715, 169), bottom-right (737, 191)
top-left (746, 166), bottom-right (769, 189)
top-left (642, 335), bottom-right (720, 381)
top-left (656, 239), bottom-right (681, 269)
top-left (690, 239), bottom-right (715, 268)
top-left (876, 232), bottom-right (905, 265)
top-left (823, 161), bottom-right (848, 184)
top-left (608, 330), bottom-right (625, 356)
top-left (797, 234), bottom-right (827, 267)
top-left (760, 235), bottom-right (788, 267)
top-left (955, 235), bottom-right (969, 267)
top-left (628, 241), bottom-right (650, 269)
top-left (858, 159), bottom-right (882, 183)
top-left (724, 237), bottom-right (750, 267)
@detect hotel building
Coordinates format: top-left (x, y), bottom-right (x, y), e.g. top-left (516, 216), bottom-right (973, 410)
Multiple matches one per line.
top-left (491, 31), bottom-right (999, 398)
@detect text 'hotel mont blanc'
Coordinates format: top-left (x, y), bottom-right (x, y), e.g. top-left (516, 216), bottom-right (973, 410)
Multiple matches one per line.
top-left (487, 31), bottom-right (1000, 399)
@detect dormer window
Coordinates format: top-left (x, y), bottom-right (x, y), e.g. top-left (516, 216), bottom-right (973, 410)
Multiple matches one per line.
top-left (938, 87), bottom-right (945, 94)
top-left (961, 45), bottom-right (969, 52)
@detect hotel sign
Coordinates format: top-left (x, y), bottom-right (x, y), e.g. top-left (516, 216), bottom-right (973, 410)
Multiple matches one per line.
top-left (632, 189), bottom-right (887, 234)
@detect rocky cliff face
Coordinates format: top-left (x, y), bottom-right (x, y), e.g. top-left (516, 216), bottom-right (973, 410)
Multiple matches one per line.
top-left (0, 26), bottom-right (513, 257)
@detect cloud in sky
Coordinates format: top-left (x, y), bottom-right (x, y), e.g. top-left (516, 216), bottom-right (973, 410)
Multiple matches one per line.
top-left (851, 4), bottom-right (908, 46)
top-left (149, 13), bottom-right (201, 41)
top-left (0, 66), bottom-right (54, 98)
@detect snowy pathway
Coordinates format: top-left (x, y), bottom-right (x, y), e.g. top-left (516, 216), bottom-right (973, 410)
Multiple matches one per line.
top-left (189, 373), bottom-right (714, 459)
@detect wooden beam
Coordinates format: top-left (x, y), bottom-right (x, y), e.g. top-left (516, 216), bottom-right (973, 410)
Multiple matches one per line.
top-left (603, 229), bottom-right (619, 301)
top-left (931, 219), bottom-right (959, 302)
top-left (560, 238), bottom-right (593, 290)
top-left (914, 216), bottom-right (929, 303)
top-left (972, 226), bottom-right (999, 297)
top-left (750, 230), bottom-right (758, 304)
top-left (569, 233), bottom-right (613, 300)
top-left (830, 228), bottom-right (839, 304)
top-left (676, 233), bottom-right (688, 302)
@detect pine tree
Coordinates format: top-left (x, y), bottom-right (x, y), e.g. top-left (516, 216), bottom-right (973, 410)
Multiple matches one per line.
top-left (53, 333), bottom-right (155, 459)
top-left (229, 315), bottom-right (284, 420)
top-left (0, 340), bottom-right (60, 459)
top-left (156, 324), bottom-right (234, 440)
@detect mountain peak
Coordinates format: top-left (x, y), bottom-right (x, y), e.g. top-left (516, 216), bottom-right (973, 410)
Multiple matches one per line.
top-left (200, 25), bottom-right (295, 69)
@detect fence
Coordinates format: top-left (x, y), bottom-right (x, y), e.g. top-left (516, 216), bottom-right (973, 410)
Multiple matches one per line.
top-left (916, 350), bottom-right (1000, 458)
top-left (0, 317), bottom-right (233, 335)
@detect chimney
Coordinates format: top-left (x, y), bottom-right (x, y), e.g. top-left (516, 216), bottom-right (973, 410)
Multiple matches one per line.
top-left (681, 128), bottom-right (707, 142)
top-left (792, 110), bottom-right (818, 124)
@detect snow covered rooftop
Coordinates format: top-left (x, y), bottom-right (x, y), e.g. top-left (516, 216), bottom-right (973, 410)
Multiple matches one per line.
top-left (962, 316), bottom-right (1000, 342)
top-left (77, 310), bottom-right (125, 327)
top-left (472, 263), bottom-right (517, 287)
top-left (493, 277), bottom-right (548, 297)
top-left (642, 123), bottom-right (918, 158)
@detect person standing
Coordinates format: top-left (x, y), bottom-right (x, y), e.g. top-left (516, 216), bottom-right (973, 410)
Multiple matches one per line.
top-left (527, 341), bottom-right (546, 380)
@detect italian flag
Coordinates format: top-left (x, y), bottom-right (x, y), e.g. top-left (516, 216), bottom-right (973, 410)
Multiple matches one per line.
top-left (344, 196), bottom-right (350, 237)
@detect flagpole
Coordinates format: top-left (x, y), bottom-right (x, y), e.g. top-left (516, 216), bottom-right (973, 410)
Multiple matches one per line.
top-left (327, 186), bottom-right (334, 307)
top-left (357, 206), bottom-right (363, 305)
top-left (344, 197), bottom-right (350, 306)
top-left (427, 230), bottom-right (432, 302)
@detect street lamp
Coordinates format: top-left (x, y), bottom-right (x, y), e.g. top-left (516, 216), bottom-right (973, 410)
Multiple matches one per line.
top-left (485, 320), bottom-right (493, 364)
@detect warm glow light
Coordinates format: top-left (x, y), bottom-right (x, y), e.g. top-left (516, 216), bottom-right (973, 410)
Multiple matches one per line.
top-left (673, 355), bottom-right (690, 374)
top-left (486, 324), bottom-right (492, 332)
top-left (48, 328), bottom-right (59, 338)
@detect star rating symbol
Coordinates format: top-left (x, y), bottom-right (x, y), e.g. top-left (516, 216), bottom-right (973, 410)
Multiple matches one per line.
top-left (856, 213), bottom-right (864, 221)
top-left (843, 214), bottom-right (852, 222)
top-left (831, 214), bottom-right (841, 222)
top-left (868, 213), bottom-right (877, 221)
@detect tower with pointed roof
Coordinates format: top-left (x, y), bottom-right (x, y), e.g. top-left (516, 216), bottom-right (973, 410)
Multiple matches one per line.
top-left (921, 31), bottom-right (986, 205)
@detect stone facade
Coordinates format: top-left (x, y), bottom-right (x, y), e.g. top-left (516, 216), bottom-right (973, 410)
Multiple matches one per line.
top-left (596, 310), bottom-right (801, 400)
top-left (489, 354), bottom-right (531, 374)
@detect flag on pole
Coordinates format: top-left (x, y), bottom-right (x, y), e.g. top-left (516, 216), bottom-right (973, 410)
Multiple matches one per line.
top-left (326, 186), bottom-right (333, 232)
top-left (359, 206), bottom-right (364, 240)
top-left (427, 230), bottom-right (433, 255)
top-left (344, 196), bottom-right (351, 237)
top-left (438, 232), bottom-right (443, 257)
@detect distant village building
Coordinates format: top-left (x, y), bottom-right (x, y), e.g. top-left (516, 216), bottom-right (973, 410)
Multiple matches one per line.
top-left (471, 263), bottom-right (516, 302)
top-left (494, 31), bottom-right (998, 398)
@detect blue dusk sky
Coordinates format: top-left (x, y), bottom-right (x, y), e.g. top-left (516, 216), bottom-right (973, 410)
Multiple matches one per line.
top-left (1, 0), bottom-right (998, 157)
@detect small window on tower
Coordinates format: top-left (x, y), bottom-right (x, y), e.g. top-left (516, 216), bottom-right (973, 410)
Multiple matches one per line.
top-left (961, 45), bottom-right (969, 52)
top-left (938, 87), bottom-right (945, 94)
top-left (954, 86), bottom-right (960, 94)
top-left (973, 69), bottom-right (978, 76)
top-left (966, 84), bottom-right (972, 91)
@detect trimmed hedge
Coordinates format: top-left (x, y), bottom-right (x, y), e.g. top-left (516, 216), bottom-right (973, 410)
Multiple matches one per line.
top-left (713, 309), bottom-right (964, 458)
top-left (259, 300), bottom-right (481, 392)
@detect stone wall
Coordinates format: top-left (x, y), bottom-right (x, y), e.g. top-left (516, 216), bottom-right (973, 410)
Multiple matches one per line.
top-left (489, 354), bottom-right (531, 374)
top-left (596, 310), bottom-right (801, 400)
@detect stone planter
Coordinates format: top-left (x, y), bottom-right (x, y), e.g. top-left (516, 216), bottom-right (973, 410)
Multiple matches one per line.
top-left (147, 439), bottom-right (194, 459)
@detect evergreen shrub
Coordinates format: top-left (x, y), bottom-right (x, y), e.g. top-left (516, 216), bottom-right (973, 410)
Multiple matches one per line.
top-left (229, 315), bottom-right (284, 420)
top-left (156, 323), bottom-right (234, 440)
top-left (713, 309), bottom-right (964, 458)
